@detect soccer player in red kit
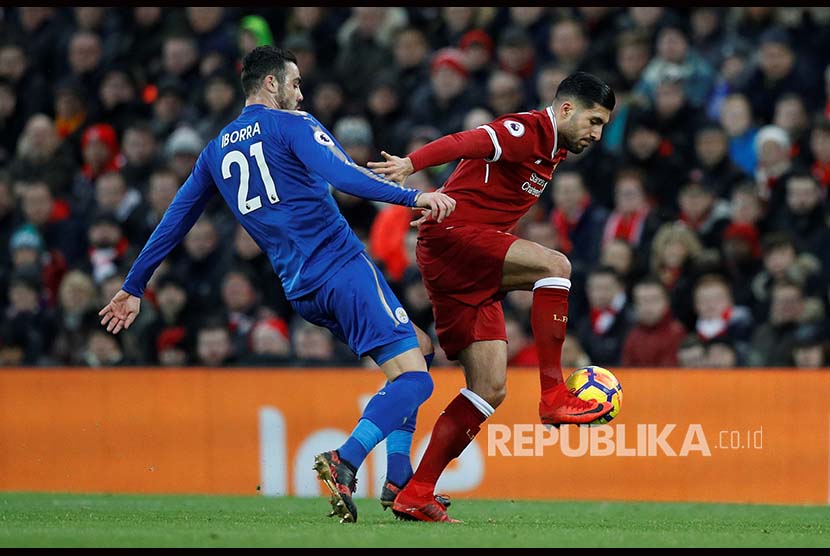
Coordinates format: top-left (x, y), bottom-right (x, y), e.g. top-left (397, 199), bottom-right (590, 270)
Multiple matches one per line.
top-left (368, 72), bottom-right (616, 522)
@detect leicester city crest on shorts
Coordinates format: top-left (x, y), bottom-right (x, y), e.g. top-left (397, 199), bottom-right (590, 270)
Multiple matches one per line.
top-left (503, 120), bottom-right (525, 137)
top-left (395, 307), bottom-right (410, 324)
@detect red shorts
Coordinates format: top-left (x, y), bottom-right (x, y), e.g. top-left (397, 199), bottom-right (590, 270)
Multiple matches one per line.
top-left (416, 225), bottom-right (520, 360)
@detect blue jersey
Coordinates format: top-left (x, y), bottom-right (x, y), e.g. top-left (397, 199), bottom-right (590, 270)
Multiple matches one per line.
top-left (122, 104), bottom-right (420, 300)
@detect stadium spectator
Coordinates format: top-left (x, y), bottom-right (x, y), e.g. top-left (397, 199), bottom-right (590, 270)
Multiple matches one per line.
top-left (748, 279), bottom-right (811, 367)
top-left (692, 273), bottom-right (754, 355)
top-left (550, 170), bottom-right (608, 271)
top-left (19, 180), bottom-right (86, 266)
top-left (773, 93), bottom-right (812, 168)
top-left (719, 93), bottom-right (758, 176)
top-left (392, 26), bottom-right (431, 100)
top-left (691, 123), bottom-right (749, 200)
top-left (704, 336), bottom-right (739, 368)
top-left (749, 232), bottom-right (824, 322)
top-left (486, 71), bottom-right (526, 116)
top-left (8, 114), bottom-right (76, 198)
top-left (753, 124), bottom-right (796, 221)
top-left (790, 323), bottom-right (828, 368)
top-left (634, 20), bottom-right (716, 109)
top-left (0, 41), bottom-right (49, 122)
top-left (601, 167), bottom-right (662, 262)
top-left (407, 47), bottom-right (482, 135)
top-left (120, 122), bottom-right (161, 193)
top-left (242, 317), bottom-right (293, 365)
top-left (576, 265), bottom-right (633, 366)
top-left (82, 327), bottom-right (130, 367)
top-left (676, 181), bottom-right (731, 249)
top-left (94, 171), bottom-right (148, 246)
top-left (621, 277), bottom-right (686, 366)
top-left (172, 216), bottom-right (230, 315)
top-left (459, 30), bottom-right (495, 93)
top-left (195, 316), bottom-right (236, 366)
top-left (740, 27), bottom-right (823, 123)
top-left (220, 268), bottom-right (263, 356)
top-left (772, 173), bottom-right (827, 253)
top-left (52, 269), bottom-right (99, 365)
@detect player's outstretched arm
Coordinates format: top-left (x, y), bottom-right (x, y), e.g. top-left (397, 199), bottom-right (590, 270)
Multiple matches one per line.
top-left (369, 128), bottom-right (495, 182)
top-left (99, 290), bottom-right (140, 335)
top-left (367, 151), bottom-right (414, 184)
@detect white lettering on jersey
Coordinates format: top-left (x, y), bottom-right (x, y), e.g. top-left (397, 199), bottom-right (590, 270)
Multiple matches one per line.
top-left (503, 120), bottom-right (525, 137)
top-left (521, 173), bottom-right (549, 198)
top-left (222, 121), bottom-right (262, 148)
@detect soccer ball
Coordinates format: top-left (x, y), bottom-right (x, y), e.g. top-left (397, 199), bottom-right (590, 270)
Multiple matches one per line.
top-left (565, 366), bottom-right (623, 424)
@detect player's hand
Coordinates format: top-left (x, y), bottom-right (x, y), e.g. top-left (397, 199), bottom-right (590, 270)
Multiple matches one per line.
top-left (98, 289), bottom-right (141, 335)
top-left (414, 191), bottom-right (456, 224)
top-left (367, 151), bottom-right (414, 184)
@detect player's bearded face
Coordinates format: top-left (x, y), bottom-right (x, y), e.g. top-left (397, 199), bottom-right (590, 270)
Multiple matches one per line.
top-left (276, 63), bottom-right (303, 111)
top-left (560, 103), bottom-right (610, 154)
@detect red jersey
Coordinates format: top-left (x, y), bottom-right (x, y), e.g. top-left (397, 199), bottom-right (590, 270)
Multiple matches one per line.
top-left (415, 107), bottom-right (567, 234)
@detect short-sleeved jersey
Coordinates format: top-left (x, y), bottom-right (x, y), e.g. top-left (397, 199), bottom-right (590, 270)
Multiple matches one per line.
top-left (123, 104), bottom-right (419, 300)
top-left (420, 107), bottom-right (567, 234)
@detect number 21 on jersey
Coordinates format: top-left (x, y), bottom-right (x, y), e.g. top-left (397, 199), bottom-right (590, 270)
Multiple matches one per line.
top-left (221, 141), bottom-right (279, 214)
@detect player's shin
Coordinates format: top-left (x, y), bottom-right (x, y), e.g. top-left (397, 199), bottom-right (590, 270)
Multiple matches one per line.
top-left (337, 371), bottom-right (433, 471)
top-left (384, 352), bottom-right (433, 487)
top-left (531, 278), bottom-right (571, 393)
top-left (406, 388), bottom-right (493, 498)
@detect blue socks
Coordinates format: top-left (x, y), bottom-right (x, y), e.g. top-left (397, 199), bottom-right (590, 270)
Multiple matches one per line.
top-left (338, 370), bottom-right (433, 470)
top-left (385, 352), bottom-right (434, 486)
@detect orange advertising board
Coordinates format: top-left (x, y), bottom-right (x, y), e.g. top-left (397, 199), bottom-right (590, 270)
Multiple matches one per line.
top-left (0, 368), bottom-right (828, 505)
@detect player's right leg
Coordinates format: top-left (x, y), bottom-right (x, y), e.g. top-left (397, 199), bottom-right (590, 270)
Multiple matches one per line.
top-left (392, 340), bottom-right (506, 523)
top-left (501, 239), bottom-right (613, 425)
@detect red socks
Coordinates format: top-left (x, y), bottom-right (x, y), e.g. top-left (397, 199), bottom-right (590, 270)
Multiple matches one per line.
top-left (531, 281), bottom-right (570, 392)
top-left (407, 392), bottom-right (490, 497)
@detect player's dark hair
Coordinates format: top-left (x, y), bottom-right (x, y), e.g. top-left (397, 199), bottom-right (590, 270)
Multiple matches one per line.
top-left (241, 45), bottom-right (298, 97)
top-left (555, 71), bottom-right (615, 112)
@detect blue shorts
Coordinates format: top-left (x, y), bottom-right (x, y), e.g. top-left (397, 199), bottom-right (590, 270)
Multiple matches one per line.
top-left (290, 252), bottom-right (419, 365)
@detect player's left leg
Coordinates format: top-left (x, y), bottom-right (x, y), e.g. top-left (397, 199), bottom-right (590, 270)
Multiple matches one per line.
top-left (501, 239), bottom-right (613, 425)
top-left (302, 252), bottom-right (435, 523)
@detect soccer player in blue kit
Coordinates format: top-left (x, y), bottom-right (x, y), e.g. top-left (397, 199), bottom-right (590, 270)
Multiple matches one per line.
top-left (98, 46), bottom-right (456, 523)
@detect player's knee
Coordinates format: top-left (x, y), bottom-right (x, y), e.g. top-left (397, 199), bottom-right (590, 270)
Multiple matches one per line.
top-left (480, 381), bottom-right (507, 408)
top-left (407, 370), bottom-right (434, 403)
top-left (543, 251), bottom-right (571, 280)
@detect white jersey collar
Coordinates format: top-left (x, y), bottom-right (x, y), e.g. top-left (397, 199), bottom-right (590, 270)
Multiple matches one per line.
top-left (546, 106), bottom-right (559, 158)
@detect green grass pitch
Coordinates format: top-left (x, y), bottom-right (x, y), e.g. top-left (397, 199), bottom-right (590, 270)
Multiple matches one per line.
top-left (1, 493), bottom-right (828, 547)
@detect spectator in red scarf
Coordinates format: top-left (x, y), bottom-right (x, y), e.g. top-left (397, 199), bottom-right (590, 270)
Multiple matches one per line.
top-left (550, 170), bottom-right (608, 271)
top-left (574, 265), bottom-right (633, 366)
top-left (677, 180), bottom-right (731, 249)
top-left (601, 167), bottom-right (661, 264)
top-left (692, 273), bottom-right (754, 351)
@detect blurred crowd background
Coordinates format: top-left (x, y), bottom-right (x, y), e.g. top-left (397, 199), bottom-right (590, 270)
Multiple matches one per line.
top-left (1, 7), bottom-right (829, 369)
